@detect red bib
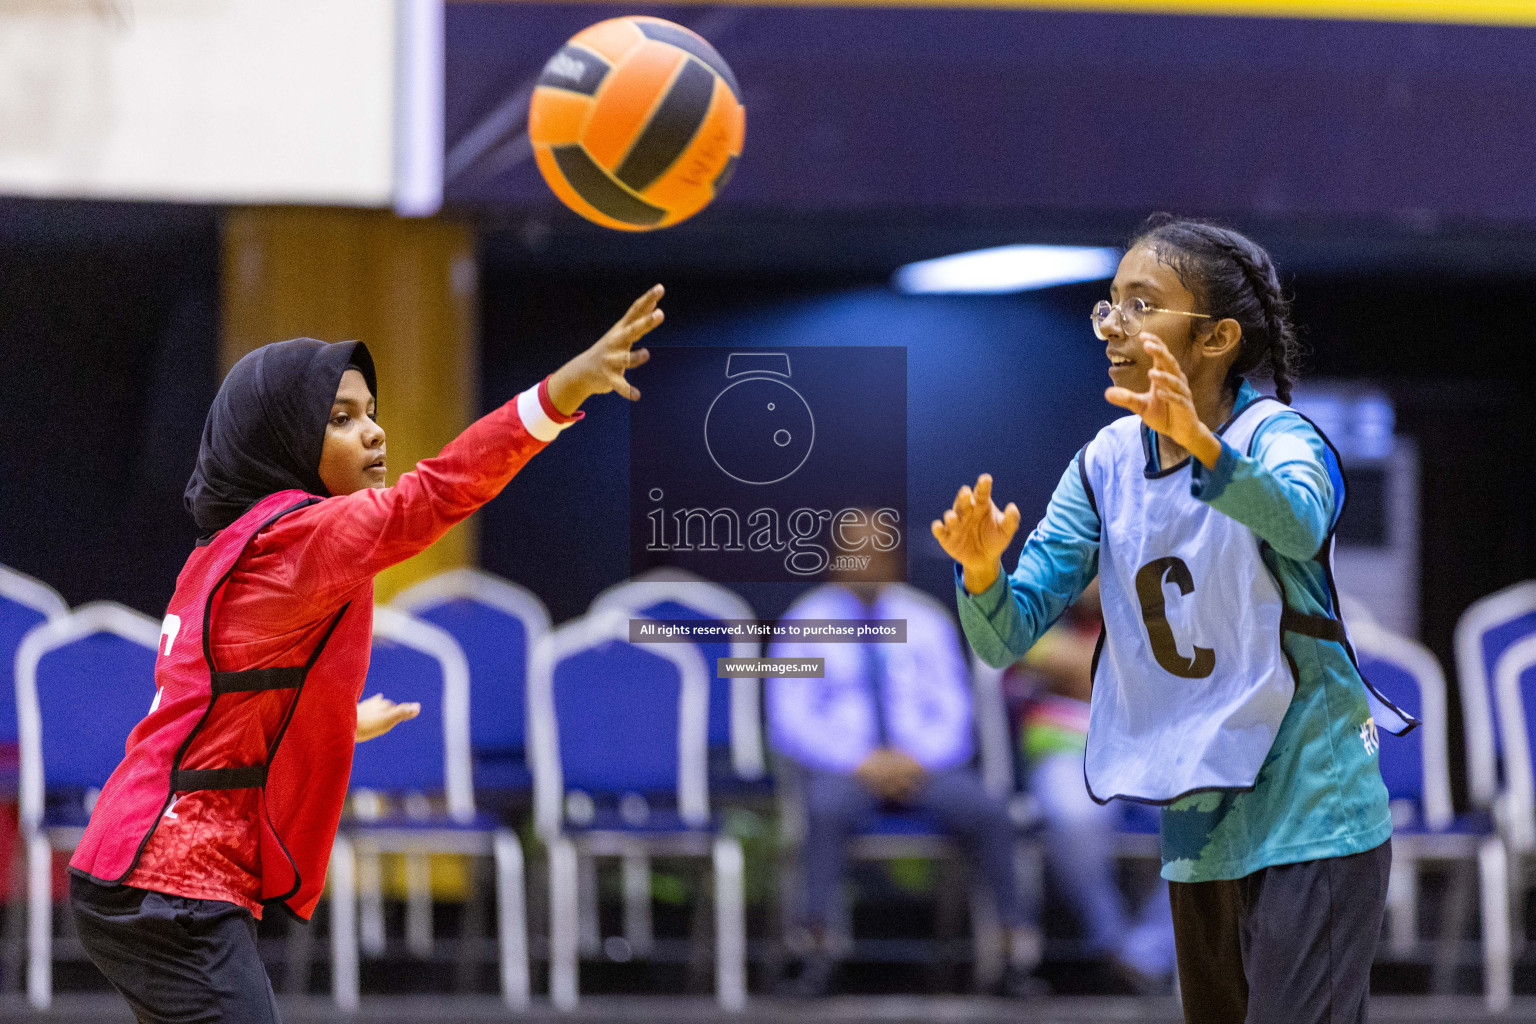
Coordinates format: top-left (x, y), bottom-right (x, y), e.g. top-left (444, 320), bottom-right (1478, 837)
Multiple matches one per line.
top-left (71, 490), bottom-right (373, 919)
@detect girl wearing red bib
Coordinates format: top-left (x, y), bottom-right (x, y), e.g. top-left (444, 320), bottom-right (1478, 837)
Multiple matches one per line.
top-left (69, 286), bottom-right (665, 1024)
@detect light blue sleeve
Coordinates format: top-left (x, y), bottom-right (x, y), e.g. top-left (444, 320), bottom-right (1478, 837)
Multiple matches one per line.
top-left (953, 456), bottom-right (1101, 668)
top-left (1189, 411), bottom-right (1338, 562)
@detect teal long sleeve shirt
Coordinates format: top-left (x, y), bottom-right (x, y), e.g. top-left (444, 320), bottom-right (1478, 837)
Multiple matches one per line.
top-left (956, 382), bottom-right (1391, 882)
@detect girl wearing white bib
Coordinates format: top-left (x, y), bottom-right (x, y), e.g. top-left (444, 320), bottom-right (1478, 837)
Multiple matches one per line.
top-left (934, 217), bottom-right (1413, 1024)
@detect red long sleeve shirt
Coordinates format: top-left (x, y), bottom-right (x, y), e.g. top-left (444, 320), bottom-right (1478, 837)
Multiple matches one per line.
top-left (125, 381), bottom-right (579, 914)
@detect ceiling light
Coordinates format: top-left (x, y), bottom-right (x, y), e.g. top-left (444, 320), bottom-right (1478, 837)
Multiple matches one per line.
top-left (893, 244), bottom-right (1121, 295)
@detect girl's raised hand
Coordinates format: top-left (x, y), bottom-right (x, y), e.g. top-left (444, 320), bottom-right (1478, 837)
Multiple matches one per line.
top-left (547, 285), bottom-right (664, 414)
top-left (355, 693), bottom-right (421, 742)
top-left (930, 473), bottom-right (1021, 594)
top-left (1105, 337), bottom-right (1218, 464)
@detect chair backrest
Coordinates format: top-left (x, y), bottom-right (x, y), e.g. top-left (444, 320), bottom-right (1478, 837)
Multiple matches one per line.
top-left (0, 566), bottom-right (68, 746)
top-left (348, 606), bottom-right (474, 821)
top-left (528, 609), bottom-right (710, 839)
top-left (15, 602), bottom-right (160, 835)
top-left (1493, 633), bottom-right (1536, 851)
top-left (1455, 581), bottom-right (1536, 808)
top-left (1337, 592), bottom-right (1377, 632)
top-left (589, 570), bottom-right (765, 779)
top-left (393, 568), bottom-right (549, 763)
top-left (1350, 618), bottom-right (1453, 832)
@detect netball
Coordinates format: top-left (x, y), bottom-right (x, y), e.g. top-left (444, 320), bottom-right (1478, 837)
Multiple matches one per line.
top-left (528, 17), bottom-right (745, 231)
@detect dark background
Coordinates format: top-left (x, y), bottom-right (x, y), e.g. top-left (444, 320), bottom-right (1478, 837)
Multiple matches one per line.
top-left (0, 201), bottom-right (217, 619)
top-left (628, 345), bottom-right (908, 583)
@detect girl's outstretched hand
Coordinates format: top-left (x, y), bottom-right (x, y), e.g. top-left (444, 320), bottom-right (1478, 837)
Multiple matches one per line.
top-left (1104, 336), bottom-right (1221, 468)
top-left (356, 693), bottom-right (421, 742)
top-left (547, 284), bottom-right (664, 414)
top-left (930, 473), bottom-right (1021, 594)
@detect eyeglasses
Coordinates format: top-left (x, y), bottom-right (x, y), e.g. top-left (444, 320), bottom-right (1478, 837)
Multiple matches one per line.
top-left (1091, 297), bottom-right (1212, 341)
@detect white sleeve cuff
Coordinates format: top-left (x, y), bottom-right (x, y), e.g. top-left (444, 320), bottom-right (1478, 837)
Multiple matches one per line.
top-left (516, 385), bottom-right (575, 443)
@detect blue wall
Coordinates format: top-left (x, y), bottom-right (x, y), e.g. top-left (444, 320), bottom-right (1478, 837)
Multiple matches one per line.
top-left (478, 275), bottom-right (1116, 621)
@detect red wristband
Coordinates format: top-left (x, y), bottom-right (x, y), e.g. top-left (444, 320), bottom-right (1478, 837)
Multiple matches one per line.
top-left (539, 376), bottom-right (585, 424)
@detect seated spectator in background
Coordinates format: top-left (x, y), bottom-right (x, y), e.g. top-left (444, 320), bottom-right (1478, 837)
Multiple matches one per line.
top-left (1006, 580), bottom-right (1177, 991)
top-left (766, 515), bottom-right (1036, 996)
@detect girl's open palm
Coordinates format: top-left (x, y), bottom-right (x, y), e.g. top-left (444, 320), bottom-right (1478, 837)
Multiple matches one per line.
top-left (548, 285), bottom-right (664, 413)
top-left (1104, 337), bottom-right (1205, 452)
top-left (585, 285), bottom-right (663, 401)
top-left (930, 474), bottom-right (1020, 587)
top-left (355, 693), bottom-right (420, 742)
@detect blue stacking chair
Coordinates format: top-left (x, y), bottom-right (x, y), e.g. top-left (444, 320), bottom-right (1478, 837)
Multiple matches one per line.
top-left (1352, 616), bottom-right (1510, 1011)
top-left (1491, 632), bottom-right (1536, 1011)
top-left (589, 570), bottom-right (766, 784)
top-left (0, 567), bottom-right (67, 762)
top-left (394, 568), bottom-right (550, 801)
top-left (0, 566), bottom-right (68, 973)
top-left (588, 572), bottom-right (765, 958)
top-left (1455, 581), bottom-right (1536, 815)
top-left (332, 607), bottom-right (528, 1010)
top-left (529, 609), bottom-right (745, 1011)
top-left (15, 602), bottom-right (159, 1009)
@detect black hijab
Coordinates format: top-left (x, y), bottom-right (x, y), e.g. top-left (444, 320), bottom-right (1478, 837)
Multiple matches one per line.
top-left (185, 337), bottom-right (377, 537)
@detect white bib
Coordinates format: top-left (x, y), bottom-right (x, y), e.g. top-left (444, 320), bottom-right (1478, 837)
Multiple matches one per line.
top-left (1082, 399), bottom-right (1296, 804)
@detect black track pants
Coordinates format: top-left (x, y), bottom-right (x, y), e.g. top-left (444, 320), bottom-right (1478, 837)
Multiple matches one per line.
top-left (70, 873), bottom-right (281, 1024)
top-left (1169, 840), bottom-right (1391, 1024)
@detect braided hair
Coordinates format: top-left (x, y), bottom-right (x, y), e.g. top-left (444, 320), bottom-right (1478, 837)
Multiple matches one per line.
top-left (1129, 214), bottom-right (1299, 404)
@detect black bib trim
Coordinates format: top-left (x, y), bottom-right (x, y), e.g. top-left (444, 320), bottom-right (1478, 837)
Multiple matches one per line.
top-left (171, 767), bottom-right (268, 791)
top-left (1279, 607), bottom-right (1348, 643)
top-left (210, 666), bottom-right (306, 695)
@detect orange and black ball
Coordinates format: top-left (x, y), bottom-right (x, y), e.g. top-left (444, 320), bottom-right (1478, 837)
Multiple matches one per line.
top-left (528, 17), bottom-right (745, 231)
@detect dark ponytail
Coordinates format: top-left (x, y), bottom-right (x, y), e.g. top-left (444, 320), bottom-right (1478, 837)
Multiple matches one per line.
top-left (1129, 214), bottom-right (1299, 404)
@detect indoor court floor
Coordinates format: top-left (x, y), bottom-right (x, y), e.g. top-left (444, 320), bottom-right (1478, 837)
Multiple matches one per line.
top-left (4, 994), bottom-right (1533, 1024)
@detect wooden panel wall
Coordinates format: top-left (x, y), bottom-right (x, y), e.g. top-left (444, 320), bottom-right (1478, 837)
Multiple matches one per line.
top-left (221, 207), bottom-right (478, 601)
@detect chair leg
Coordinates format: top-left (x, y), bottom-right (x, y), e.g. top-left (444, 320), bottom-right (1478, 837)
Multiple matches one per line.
top-left (455, 858), bottom-right (488, 993)
top-left (1432, 857), bottom-right (1476, 995)
top-left (25, 835), bottom-right (50, 1011)
top-left (1385, 848), bottom-right (1418, 957)
top-left (1480, 838), bottom-right (1513, 1013)
top-left (549, 837), bottom-right (580, 1012)
top-left (358, 848), bottom-right (386, 957)
top-left (777, 851), bottom-right (805, 952)
top-left (1012, 840), bottom-right (1044, 972)
top-left (685, 872), bottom-right (713, 995)
top-left (329, 836), bottom-right (360, 1012)
top-left (622, 848), bottom-right (654, 957)
top-left (404, 853), bottom-right (433, 959)
top-left (968, 880), bottom-right (1003, 992)
top-left (578, 851), bottom-right (601, 956)
top-left (493, 831), bottom-right (530, 1010)
top-left (713, 837), bottom-right (747, 1012)
top-left (3, 839), bottom-right (29, 994)
top-left (933, 857), bottom-right (965, 987)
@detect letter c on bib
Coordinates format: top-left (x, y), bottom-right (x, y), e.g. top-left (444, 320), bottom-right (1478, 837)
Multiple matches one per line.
top-left (1134, 557), bottom-right (1215, 679)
